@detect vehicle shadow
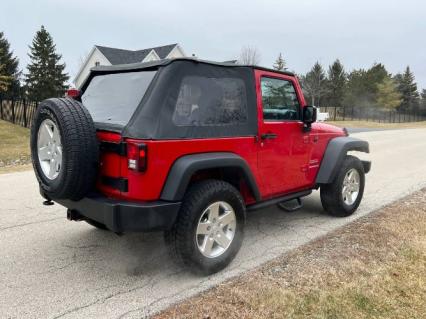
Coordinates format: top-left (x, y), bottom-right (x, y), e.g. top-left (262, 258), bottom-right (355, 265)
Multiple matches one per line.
top-left (56, 193), bottom-right (328, 278)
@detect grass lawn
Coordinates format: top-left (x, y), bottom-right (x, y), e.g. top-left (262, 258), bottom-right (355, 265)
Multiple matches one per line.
top-left (326, 119), bottom-right (426, 129)
top-left (0, 120), bottom-right (31, 173)
top-left (156, 189), bottom-right (426, 319)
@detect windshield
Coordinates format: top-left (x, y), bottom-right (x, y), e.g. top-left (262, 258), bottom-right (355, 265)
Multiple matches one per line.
top-left (82, 71), bottom-right (157, 126)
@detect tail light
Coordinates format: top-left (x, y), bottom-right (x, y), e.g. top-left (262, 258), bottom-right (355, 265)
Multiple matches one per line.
top-left (127, 143), bottom-right (147, 172)
top-left (66, 88), bottom-right (81, 99)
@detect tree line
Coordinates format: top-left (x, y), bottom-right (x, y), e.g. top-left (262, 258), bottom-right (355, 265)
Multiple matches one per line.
top-left (2, 33), bottom-right (425, 114)
top-left (0, 26), bottom-right (68, 102)
top-left (271, 53), bottom-right (425, 114)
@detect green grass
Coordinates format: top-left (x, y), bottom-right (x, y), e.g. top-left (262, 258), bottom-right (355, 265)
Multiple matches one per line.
top-left (156, 190), bottom-right (426, 319)
top-left (0, 120), bottom-right (31, 171)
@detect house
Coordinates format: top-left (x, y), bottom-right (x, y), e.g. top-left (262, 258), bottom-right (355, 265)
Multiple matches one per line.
top-left (74, 43), bottom-right (185, 88)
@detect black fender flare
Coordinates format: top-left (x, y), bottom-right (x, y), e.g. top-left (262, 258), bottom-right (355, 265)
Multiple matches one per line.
top-left (316, 136), bottom-right (370, 184)
top-left (160, 152), bottom-right (261, 201)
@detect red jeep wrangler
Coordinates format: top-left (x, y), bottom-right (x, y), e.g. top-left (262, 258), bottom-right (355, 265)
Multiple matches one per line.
top-left (30, 58), bottom-right (370, 274)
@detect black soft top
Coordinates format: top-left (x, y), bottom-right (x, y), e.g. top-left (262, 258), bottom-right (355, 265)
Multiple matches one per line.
top-left (81, 58), bottom-right (295, 91)
top-left (83, 58), bottom-right (293, 140)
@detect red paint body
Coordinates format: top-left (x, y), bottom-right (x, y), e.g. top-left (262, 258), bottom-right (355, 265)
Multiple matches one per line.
top-left (96, 69), bottom-right (345, 204)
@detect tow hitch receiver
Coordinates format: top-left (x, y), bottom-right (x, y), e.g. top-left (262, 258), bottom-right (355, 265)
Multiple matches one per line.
top-left (278, 197), bottom-right (303, 212)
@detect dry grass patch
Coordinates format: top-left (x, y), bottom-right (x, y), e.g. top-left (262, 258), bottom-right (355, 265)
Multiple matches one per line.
top-left (0, 120), bottom-right (31, 172)
top-left (326, 120), bottom-right (426, 129)
top-left (156, 190), bottom-right (426, 319)
top-left (0, 164), bottom-right (32, 175)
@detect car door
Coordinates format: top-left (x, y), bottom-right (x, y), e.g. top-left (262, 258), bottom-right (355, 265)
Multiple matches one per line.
top-left (256, 70), bottom-right (313, 197)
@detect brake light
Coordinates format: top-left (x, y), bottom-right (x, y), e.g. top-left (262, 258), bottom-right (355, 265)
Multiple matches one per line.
top-left (127, 143), bottom-right (147, 172)
top-left (66, 88), bottom-right (80, 99)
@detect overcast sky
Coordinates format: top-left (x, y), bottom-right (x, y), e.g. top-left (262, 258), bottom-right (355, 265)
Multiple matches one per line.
top-left (1, 0), bottom-right (425, 89)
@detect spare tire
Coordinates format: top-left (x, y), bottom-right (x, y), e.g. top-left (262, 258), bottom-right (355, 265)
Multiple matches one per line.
top-left (30, 98), bottom-right (98, 201)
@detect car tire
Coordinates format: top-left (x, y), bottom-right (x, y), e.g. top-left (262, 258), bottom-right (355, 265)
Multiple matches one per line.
top-left (30, 98), bottom-right (98, 201)
top-left (320, 155), bottom-right (365, 217)
top-left (165, 180), bottom-right (246, 275)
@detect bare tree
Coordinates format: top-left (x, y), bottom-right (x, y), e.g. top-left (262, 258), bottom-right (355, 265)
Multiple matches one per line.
top-left (77, 50), bottom-right (90, 70)
top-left (239, 46), bottom-right (261, 65)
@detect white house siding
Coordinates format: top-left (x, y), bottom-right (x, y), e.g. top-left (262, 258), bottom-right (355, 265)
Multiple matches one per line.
top-left (142, 50), bottom-right (161, 62)
top-left (166, 45), bottom-right (185, 59)
top-left (74, 48), bottom-right (111, 88)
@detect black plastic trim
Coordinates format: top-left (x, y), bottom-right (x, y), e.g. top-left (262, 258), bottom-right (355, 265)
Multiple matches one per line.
top-left (160, 152), bottom-right (261, 202)
top-left (316, 136), bottom-right (370, 184)
top-left (100, 141), bottom-right (127, 156)
top-left (362, 160), bottom-right (371, 174)
top-left (247, 190), bottom-right (312, 211)
top-left (56, 196), bottom-right (181, 233)
top-left (101, 176), bottom-right (128, 192)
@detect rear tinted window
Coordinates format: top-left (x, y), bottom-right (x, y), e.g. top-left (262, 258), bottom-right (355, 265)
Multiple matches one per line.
top-left (82, 71), bottom-right (157, 125)
top-left (172, 76), bottom-right (248, 126)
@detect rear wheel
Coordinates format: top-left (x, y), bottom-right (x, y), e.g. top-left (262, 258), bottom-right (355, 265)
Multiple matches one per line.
top-left (320, 155), bottom-right (365, 217)
top-left (165, 180), bottom-right (246, 275)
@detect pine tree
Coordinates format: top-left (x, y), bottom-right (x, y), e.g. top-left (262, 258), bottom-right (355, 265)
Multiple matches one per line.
top-left (300, 62), bottom-right (327, 106)
top-left (273, 53), bottom-right (287, 71)
top-left (394, 66), bottom-right (419, 111)
top-left (0, 32), bottom-right (20, 97)
top-left (325, 59), bottom-right (346, 108)
top-left (344, 69), bottom-right (368, 107)
top-left (25, 26), bottom-right (69, 101)
top-left (365, 63), bottom-right (389, 93)
top-left (0, 62), bottom-right (12, 92)
top-left (376, 76), bottom-right (402, 110)
top-left (420, 89), bottom-right (426, 115)
top-left (344, 63), bottom-right (389, 108)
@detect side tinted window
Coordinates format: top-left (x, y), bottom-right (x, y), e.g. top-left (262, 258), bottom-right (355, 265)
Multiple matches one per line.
top-left (172, 76), bottom-right (248, 126)
top-left (261, 77), bottom-right (300, 121)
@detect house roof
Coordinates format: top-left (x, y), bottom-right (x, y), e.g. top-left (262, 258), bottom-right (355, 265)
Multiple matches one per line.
top-left (95, 44), bottom-right (178, 65)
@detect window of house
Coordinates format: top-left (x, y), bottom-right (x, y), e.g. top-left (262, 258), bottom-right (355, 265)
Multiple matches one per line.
top-left (172, 76), bottom-right (248, 126)
top-left (261, 77), bottom-right (300, 121)
top-left (95, 61), bottom-right (100, 66)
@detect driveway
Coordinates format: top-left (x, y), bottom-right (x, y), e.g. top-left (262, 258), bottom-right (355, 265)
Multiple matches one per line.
top-left (1, 129), bottom-right (426, 318)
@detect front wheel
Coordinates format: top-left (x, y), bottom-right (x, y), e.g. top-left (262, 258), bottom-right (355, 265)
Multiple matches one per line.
top-left (165, 180), bottom-right (246, 275)
top-left (320, 155), bottom-right (365, 217)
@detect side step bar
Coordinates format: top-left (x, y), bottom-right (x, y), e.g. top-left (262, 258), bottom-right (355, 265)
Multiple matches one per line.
top-left (278, 197), bottom-right (303, 212)
top-left (247, 190), bottom-right (312, 211)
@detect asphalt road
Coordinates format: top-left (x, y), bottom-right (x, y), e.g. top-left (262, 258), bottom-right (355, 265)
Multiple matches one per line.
top-left (346, 127), bottom-right (389, 133)
top-left (1, 129), bottom-right (426, 318)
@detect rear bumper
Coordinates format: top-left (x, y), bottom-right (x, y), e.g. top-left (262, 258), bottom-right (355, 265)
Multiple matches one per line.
top-left (55, 196), bottom-right (181, 233)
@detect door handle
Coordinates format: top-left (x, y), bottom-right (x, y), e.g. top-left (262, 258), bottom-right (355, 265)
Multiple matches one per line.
top-left (261, 133), bottom-right (278, 140)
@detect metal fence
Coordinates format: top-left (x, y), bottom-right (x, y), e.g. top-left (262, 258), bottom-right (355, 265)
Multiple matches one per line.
top-left (2, 97), bottom-right (426, 129)
top-left (0, 97), bottom-right (38, 128)
top-left (321, 106), bottom-right (426, 123)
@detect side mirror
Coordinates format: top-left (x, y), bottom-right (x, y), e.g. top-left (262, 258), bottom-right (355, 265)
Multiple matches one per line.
top-left (302, 106), bottom-right (317, 131)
